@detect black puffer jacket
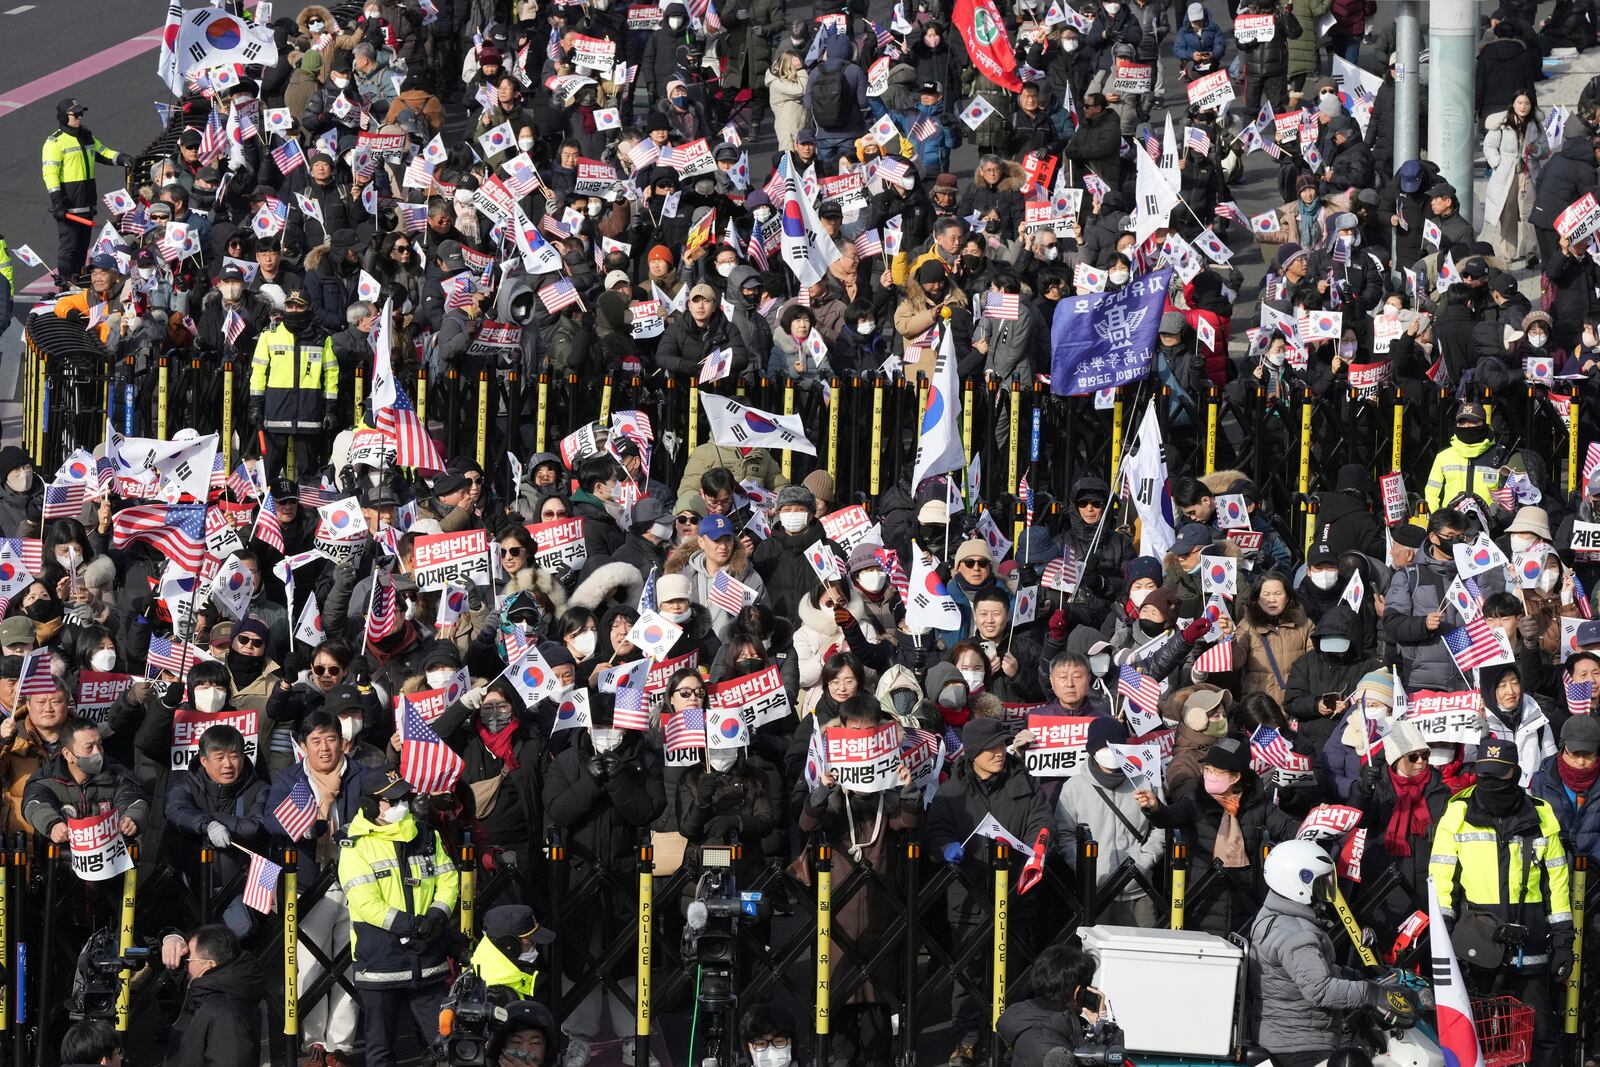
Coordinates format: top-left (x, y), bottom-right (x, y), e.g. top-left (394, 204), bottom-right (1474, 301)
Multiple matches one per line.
top-left (1312, 490), bottom-right (1384, 560)
top-left (1532, 135), bottom-right (1599, 232)
top-left (542, 730), bottom-right (665, 875)
top-left (751, 519), bottom-right (846, 619)
top-left (923, 756), bottom-right (1054, 924)
top-left (1235, 8), bottom-right (1302, 79)
top-left (1282, 604), bottom-right (1380, 754)
top-left (165, 954), bottom-right (267, 1067)
top-left (996, 996), bottom-right (1083, 1067)
top-left (163, 756), bottom-right (270, 887)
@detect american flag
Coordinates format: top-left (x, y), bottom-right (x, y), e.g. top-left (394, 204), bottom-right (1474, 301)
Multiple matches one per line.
top-left (228, 462), bottom-right (261, 501)
top-left (853, 229), bottom-right (884, 258)
top-left (42, 481), bottom-right (84, 523)
top-left (545, 26), bottom-right (561, 61)
top-left (209, 452), bottom-right (227, 492)
top-left (501, 621), bottom-right (531, 665)
top-left (1490, 481), bottom-right (1515, 511)
top-left (745, 226), bottom-right (769, 269)
top-left (1250, 725), bottom-right (1294, 771)
top-left (910, 115), bottom-right (940, 141)
top-left (1442, 618), bottom-right (1513, 673)
top-left (539, 277), bottom-right (581, 313)
top-left (399, 697), bottom-right (465, 793)
top-left (871, 19), bottom-right (893, 48)
top-left (270, 139), bottom-right (306, 174)
top-left (1576, 573), bottom-right (1594, 620)
top-left (111, 504), bottom-right (207, 570)
top-left (366, 572), bottom-right (401, 646)
top-left (1194, 636), bottom-right (1234, 673)
top-left (613, 663), bottom-right (651, 731)
top-left (874, 546), bottom-right (909, 598)
top-left (708, 570), bottom-right (754, 615)
top-left (1141, 128), bottom-right (1161, 160)
top-left (664, 705), bottom-right (706, 753)
top-left (295, 483), bottom-right (340, 508)
top-left (1216, 201), bottom-right (1247, 226)
top-left (272, 775), bottom-right (320, 842)
top-left (252, 490), bottom-right (285, 552)
top-left (444, 273), bottom-right (477, 309)
top-left (223, 308), bottom-right (246, 346)
top-left (375, 383), bottom-right (445, 473)
top-left (242, 849), bottom-right (282, 914)
top-left (1184, 126), bottom-right (1212, 155)
top-left (639, 567), bottom-right (658, 613)
top-left (0, 539), bottom-right (42, 574)
top-left (16, 648), bottom-right (53, 697)
top-left (1118, 665), bottom-right (1162, 718)
top-left (984, 292), bottom-right (1020, 320)
top-left (1018, 471), bottom-right (1034, 526)
top-left (1566, 673), bottom-right (1593, 716)
top-left (147, 633), bottom-right (210, 677)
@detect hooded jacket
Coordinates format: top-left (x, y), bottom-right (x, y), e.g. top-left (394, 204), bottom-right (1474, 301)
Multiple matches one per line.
top-left (1247, 891), bottom-right (1372, 1055)
top-left (1479, 662), bottom-right (1557, 787)
top-left (165, 954), bottom-right (268, 1067)
top-left (1312, 489), bottom-right (1385, 560)
top-left (1533, 135), bottom-right (1600, 232)
top-left (1282, 604), bottom-right (1380, 752)
top-left (1384, 545), bottom-right (1507, 692)
top-left (665, 540), bottom-right (767, 639)
top-left (804, 35), bottom-right (868, 135)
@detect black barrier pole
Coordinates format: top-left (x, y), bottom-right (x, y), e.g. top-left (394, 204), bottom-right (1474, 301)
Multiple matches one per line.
top-left (1076, 826), bottom-right (1098, 926)
top-left (899, 842), bottom-right (920, 1067)
top-left (199, 846), bottom-right (214, 925)
top-left (12, 834), bottom-right (26, 1067)
top-left (32, 847), bottom-right (57, 1067)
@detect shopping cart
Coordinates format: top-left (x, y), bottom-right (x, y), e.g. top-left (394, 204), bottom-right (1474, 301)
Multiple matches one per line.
top-left (1470, 996), bottom-right (1536, 1067)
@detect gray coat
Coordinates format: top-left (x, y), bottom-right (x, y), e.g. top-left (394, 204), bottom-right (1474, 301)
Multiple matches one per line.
top-left (1382, 549), bottom-right (1506, 692)
top-left (1053, 770), bottom-right (1165, 899)
top-left (1248, 892), bottom-right (1372, 1054)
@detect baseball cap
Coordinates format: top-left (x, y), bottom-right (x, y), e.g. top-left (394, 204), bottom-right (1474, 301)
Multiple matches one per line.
top-left (1170, 523), bottom-right (1213, 555)
top-left (1563, 714), bottom-right (1600, 755)
top-left (1397, 160), bottom-right (1423, 193)
top-left (1475, 738), bottom-right (1520, 780)
top-left (364, 768), bottom-right (414, 800)
top-left (698, 514), bottom-right (734, 539)
top-left (483, 904), bottom-right (557, 945)
top-left (604, 270), bottom-right (631, 290)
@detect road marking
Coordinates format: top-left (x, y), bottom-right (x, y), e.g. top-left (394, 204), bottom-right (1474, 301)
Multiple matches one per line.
top-left (5, 6), bottom-right (37, 14)
top-left (0, 29), bottom-right (165, 117)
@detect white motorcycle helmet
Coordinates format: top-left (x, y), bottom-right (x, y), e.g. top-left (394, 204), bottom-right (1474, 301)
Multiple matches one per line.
top-left (1262, 839), bottom-right (1337, 905)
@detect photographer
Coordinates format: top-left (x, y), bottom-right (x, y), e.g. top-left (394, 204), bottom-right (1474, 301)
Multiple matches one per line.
top-left (59, 1019), bottom-right (122, 1067)
top-left (157, 924), bottom-right (267, 1067)
top-left (995, 942), bottom-right (1104, 1067)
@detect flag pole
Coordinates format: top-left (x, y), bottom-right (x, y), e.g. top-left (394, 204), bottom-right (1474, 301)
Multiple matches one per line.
top-left (1072, 381), bottom-right (1154, 607)
top-left (359, 559), bottom-right (381, 658)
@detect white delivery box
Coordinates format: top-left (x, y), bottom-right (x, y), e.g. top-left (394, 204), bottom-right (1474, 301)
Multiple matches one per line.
top-left (1078, 924), bottom-right (1244, 1058)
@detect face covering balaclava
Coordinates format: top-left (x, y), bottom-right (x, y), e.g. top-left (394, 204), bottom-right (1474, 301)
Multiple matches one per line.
top-left (1474, 774), bottom-right (1522, 817)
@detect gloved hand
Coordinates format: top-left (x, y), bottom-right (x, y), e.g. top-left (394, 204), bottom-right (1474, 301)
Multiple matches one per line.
top-left (1359, 758), bottom-right (1383, 791)
top-left (734, 6), bottom-right (748, 16)
top-left (414, 911), bottom-right (444, 942)
top-left (599, 754), bottom-right (623, 779)
top-left (942, 842), bottom-right (965, 865)
top-left (205, 821), bottom-right (232, 849)
top-left (1364, 983), bottom-right (1417, 1029)
top-left (696, 773), bottom-right (719, 803)
top-left (115, 153), bottom-right (134, 168)
top-left (322, 411), bottom-right (339, 435)
top-left (833, 605), bottom-right (856, 630)
top-left (248, 397), bottom-right (265, 430)
top-left (460, 684), bottom-right (488, 710)
top-left (705, 815), bottom-right (739, 840)
top-left (1553, 942), bottom-right (1575, 982)
top-left (1048, 609), bottom-right (1068, 642)
top-left (1180, 617), bottom-right (1212, 642)
top-left (349, 661), bottom-right (372, 688)
top-left (281, 648), bottom-right (309, 681)
top-left (585, 755), bottom-right (606, 779)
top-left (1516, 615), bottom-right (1542, 646)
top-left (1017, 827), bottom-right (1050, 894)
top-left (49, 192), bottom-right (66, 220)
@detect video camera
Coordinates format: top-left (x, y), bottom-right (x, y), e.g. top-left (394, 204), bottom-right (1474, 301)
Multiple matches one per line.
top-left (66, 929), bottom-right (151, 1022)
top-left (1039, 1020), bottom-right (1126, 1067)
top-left (437, 972), bottom-right (510, 1067)
top-left (681, 847), bottom-right (763, 1067)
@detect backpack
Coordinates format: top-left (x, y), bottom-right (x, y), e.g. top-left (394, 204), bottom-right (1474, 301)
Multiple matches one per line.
top-left (809, 67), bottom-right (852, 130)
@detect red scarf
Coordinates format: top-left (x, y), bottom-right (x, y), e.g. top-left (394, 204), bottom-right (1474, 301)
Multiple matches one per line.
top-left (1383, 768), bottom-right (1433, 858)
top-left (1434, 748), bottom-right (1476, 793)
top-left (1558, 756), bottom-right (1600, 799)
top-left (477, 722), bottom-right (520, 770)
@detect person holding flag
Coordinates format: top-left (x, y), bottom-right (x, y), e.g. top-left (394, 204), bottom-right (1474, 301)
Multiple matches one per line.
top-left (338, 768), bottom-right (460, 1067)
top-left (924, 717), bottom-right (1053, 1067)
top-left (432, 679), bottom-right (548, 875)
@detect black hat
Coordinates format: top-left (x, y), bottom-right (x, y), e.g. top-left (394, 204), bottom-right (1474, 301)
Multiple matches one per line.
top-left (644, 115), bottom-right (672, 134)
top-left (483, 904), bottom-right (557, 945)
top-left (914, 259), bottom-right (948, 284)
top-left (537, 640), bottom-right (576, 669)
top-left (272, 478), bottom-right (299, 502)
top-left (217, 264), bottom-right (246, 283)
top-left (1427, 181), bottom-right (1457, 200)
top-left (179, 128), bottom-right (203, 148)
top-left (431, 467), bottom-right (470, 497)
top-left (359, 482), bottom-right (398, 509)
top-left (1460, 257), bottom-right (1490, 280)
top-left (1203, 737), bottom-right (1249, 775)
top-left (713, 142), bottom-right (740, 162)
top-left (1085, 716), bottom-right (1129, 755)
top-left (1391, 523), bottom-right (1426, 549)
top-left (363, 768), bottom-right (414, 800)
top-left (1475, 738), bottom-right (1519, 780)
top-left (919, 80), bottom-right (943, 95)
top-left (323, 683), bottom-right (367, 717)
top-left (795, 127), bottom-right (818, 144)
top-left (437, 239), bottom-right (466, 272)
top-left (628, 496), bottom-right (668, 531)
top-left (330, 51), bottom-right (355, 73)
top-left (817, 201), bottom-right (844, 220)
top-left (1563, 714), bottom-right (1600, 755)
top-left (961, 717), bottom-right (1011, 755)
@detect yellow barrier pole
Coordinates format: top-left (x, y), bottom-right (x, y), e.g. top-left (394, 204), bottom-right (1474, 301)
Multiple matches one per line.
top-left (157, 357), bottom-right (170, 440)
top-left (636, 840), bottom-right (654, 1059)
top-left (1570, 393), bottom-right (1582, 498)
top-left (415, 367), bottom-right (428, 426)
top-left (815, 841), bottom-right (831, 1049)
top-left (991, 842), bottom-right (1009, 1032)
top-left (1007, 382), bottom-right (1021, 497)
top-left (283, 846), bottom-right (299, 1062)
top-left (475, 371), bottom-right (490, 468)
top-left (1297, 387), bottom-right (1312, 499)
top-left (1391, 386), bottom-right (1404, 476)
top-left (869, 378), bottom-right (884, 496)
top-left (1170, 841), bottom-right (1187, 930)
top-left (1566, 855), bottom-right (1587, 1037)
top-left (1204, 385), bottom-right (1219, 474)
top-left (352, 363), bottom-right (365, 427)
top-left (459, 840), bottom-right (476, 937)
top-left (1109, 390), bottom-right (1125, 487)
top-left (782, 378), bottom-right (796, 481)
top-left (221, 362), bottom-right (235, 472)
top-left (114, 845), bottom-right (138, 1032)
top-left (962, 379), bottom-right (975, 470)
top-left (536, 373), bottom-right (550, 453)
top-left (599, 374), bottom-right (614, 425)
top-left (827, 377), bottom-right (841, 487)
top-left (21, 343), bottom-right (31, 463)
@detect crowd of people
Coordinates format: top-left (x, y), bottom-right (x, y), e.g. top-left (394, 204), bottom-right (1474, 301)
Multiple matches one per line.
top-left (14, 0), bottom-right (1600, 1066)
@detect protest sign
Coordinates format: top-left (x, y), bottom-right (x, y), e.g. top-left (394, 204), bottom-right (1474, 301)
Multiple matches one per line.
top-left (824, 723), bottom-right (902, 791)
top-left (412, 530), bottom-right (490, 591)
top-left (67, 812), bottom-right (134, 882)
top-left (171, 708), bottom-right (259, 770)
top-left (1403, 690), bottom-right (1485, 745)
top-left (709, 664), bottom-right (790, 731)
top-left (1023, 714), bottom-right (1096, 777)
top-left (527, 518), bottom-right (590, 570)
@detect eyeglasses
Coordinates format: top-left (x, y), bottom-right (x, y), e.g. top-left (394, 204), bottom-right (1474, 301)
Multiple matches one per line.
top-left (674, 687), bottom-right (705, 698)
top-left (234, 635), bottom-right (265, 648)
top-left (501, 546), bottom-right (526, 557)
top-left (1078, 499), bottom-right (1107, 509)
top-left (312, 664), bottom-right (342, 676)
top-left (480, 702), bottom-right (513, 715)
top-left (542, 510), bottom-right (568, 520)
top-left (959, 559), bottom-right (991, 570)
top-left (749, 1038), bottom-right (792, 1051)
top-left (464, 475), bottom-right (483, 485)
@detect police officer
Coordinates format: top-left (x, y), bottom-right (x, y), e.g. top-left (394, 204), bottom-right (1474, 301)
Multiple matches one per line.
top-left (1431, 738), bottom-right (1573, 1064)
top-left (338, 769), bottom-right (460, 1067)
top-left (40, 97), bottom-right (131, 288)
top-left (470, 903), bottom-right (557, 1000)
top-left (249, 288), bottom-right (340, 479)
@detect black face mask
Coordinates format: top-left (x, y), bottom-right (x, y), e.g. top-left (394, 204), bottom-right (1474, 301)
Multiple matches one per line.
top-left (960, 254), bottom-right (984, 274)
top-left (1474, 774), bottom-right (1522, 817)
top-left (733, 657), bottom-right (765, 675)
top-left (227, 648), bottom-right (265, 685)
top-left (1455, 424), bottom-right (1489, 444)
top-left (1139, 619), bottom-right (1167, 637)
top-left (282, 309), bottom-right (313, 333)
top-left (919, 523), bottom-right (947, 546)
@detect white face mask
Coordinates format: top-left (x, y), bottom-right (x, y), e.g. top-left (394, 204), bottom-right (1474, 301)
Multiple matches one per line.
top-left (716, 261), bottom-right (735, 277)
top-left (857, 570), bottom-right (887, 592)
top-left (900, 175), bottom-right (916, 191)
top-left (308, 18), bottom-right (325, 30)
top-left (518, 137), bottom-right (536, 152)
top-left (1064, 38), bottom-right (1079, 51)
top-left (1319, 636), bottom-right (1351, 654)
top-left (667, 15), bottom-right (684, 27)
top-left (380, 801), bottom-right (409, 824)
top-left (1528, 332), bottom-right (1548, 349)
top-left (426, 669), bottom-right (455, 688)
top-left (663, 607), bottom-right (692, 624)
top-left (856, 321), bottom-right (876, 335)
top-left (708, 750), bottom-right (737, 771)
top-left (1102, 1), bottom-right (1120, 11)
top-left (1585, 330), bottom-right (1598, 349)
top-left (571, 631), bottom-right (598, 659)
top-left (517, 946), bottom-right (540, 964)
top-left (1109, 269), bottom-right (1130, 285)
top-left (779, 511), bottom-right (808, 533)
top-left (194, 687), bottom-right (226, 714)
top-left (6, 470), bottom-right (32, 494)
top-left (90, 649), bottom-right (117, 672)
top-left (1089, 653), bottom-right (1111, 675)
top-left (750, 1048), bottom-right (792, 1067)
top-left (587, 200), bottom-right (602, 216)
top-left (755, 206), bottom-right (773, 221)
top-left (1265, 350), bottom-right (1286, 366)
top-left (1093, 748), bottom-right (1122, 772)
top-left (1309, 569), bottom-right (1338, 590)
top-left (331, 75), bottom-right (350, 89)
top-left (592, 727), bottom-right (623, 752)
top-left (959, 667), bottom-right (986, 691)
top-left (1129, 586), bottom-right (1153, 607)
top-left (340, 716), bottom-right (361, 742)
top-left (1539, 568), bottom-right (1560, 593)
top-left (1511, 533), bottom-right (1537, 552)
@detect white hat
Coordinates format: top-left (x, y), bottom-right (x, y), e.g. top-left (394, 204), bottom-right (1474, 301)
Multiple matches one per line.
top-left (1186, 2), bottom-right (1205, 20)
top-left (656, 573), bottom-right (693, 603)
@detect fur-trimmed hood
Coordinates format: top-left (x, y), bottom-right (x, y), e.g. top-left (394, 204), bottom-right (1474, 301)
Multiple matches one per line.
top-left (569, 561), bottom-right (645, 611)
top-left (664, 539), bottom-right (753, 578)
top-left (1199, 468), bottom-right (1249, 495)
top-left (297, 5), bottom-right (337, 35)
top-left (500, 566), bottom-right (567, 615)
top-left (303, 243), bottom-right (331, 272)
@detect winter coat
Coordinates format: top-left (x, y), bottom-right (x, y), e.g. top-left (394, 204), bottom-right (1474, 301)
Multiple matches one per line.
top-left (1530, 753), bottom-right (1600, 867)
top-left (1174, 16), bottom-right (1228, 65)
top-left (1384, 548), bottom-right (1507, 692)
top-left (1064, 106), bottom-right (1122, 186)
top-left (264, 757), bottom-right (365, 878)
top-left (1054, 769), bottom-right (1165, 897)
top-left (1481, 664), bottom-right (1557, 788)
top-left (655, 309), bottom-right (750, 377)
top-left (163, 756), bottom-right (270, 888)
top-left (719, 0), bottom-right (783, 90)
top-left (793, 588), bottom-right (886, 690)
top-left (1283, 604), bottom-right (1380, 750)
top-left (675, 441), bottom-right (788, 499)
top-left (1532, 135), bottom-right (1599, 233)
top-left (433, 697), bottom-right (546, 854)
top-left (924, 758), bottom-right (1054, 924)
top-left (997, 997), bottom-right (1083, 1067)
top-left (1312, 490), bottom-right (1385, 560)
top-left (542, 730), bottom-right (664, 875)
top-left (1232, 606), bottom-right (1314, 706)
top-left (1248, 892), bottom-right (1371, 1054)
top-left (0, 480), bottom-right (42, 538)
top-left (1422, 431), bottom-right (1501, 512)
top-left (766, 66), bottom-right (809, 153)
top-left (1325, 137), bottom-right (1376, 192)
top-left (751, 519), bottom-right (845, 619)
top-left (1238, 6), bottom-right (1305, 81)
top-left (0, 720), bottom-right (54, 837)
top-left (1482, 112), bottom-right (1550, 231)
top-left (165, 954), bottom-right (267, 1067)
top-left (1475, 38), bottom-right (1537, 120)
top-left (1352, 766), bottom-right (1455, 904)
top-left (22, 754), bottom-right (147, 839)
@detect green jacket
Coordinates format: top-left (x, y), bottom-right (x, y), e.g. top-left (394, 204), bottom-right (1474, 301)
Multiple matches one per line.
top-left (41, 128), bottom-right (121, 212)
top-left (1287, 0), bottom-right (1332, 79)
top-left (470, 937), bottom-right (538, 998)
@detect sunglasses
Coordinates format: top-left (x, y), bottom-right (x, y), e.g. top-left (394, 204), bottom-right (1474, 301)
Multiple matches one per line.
top-left (502, 546), bottom-right (526, 557)
top-left (464, 475), bottom-right (483, 485)
top-left (234, 635), bottom-right (265, 648)
top-left (676, 515), bottom-right (699, 526)
top-left (674, 687), bottom-right (704, 698)
top-left (312, 664), bottom-right (342, 676)
top-left (1078, 499), bottom-right (1107, 509)
top-left (542, 510), bottom-right (568, 520)
top-left (959, 559), bottom-right (991, 569)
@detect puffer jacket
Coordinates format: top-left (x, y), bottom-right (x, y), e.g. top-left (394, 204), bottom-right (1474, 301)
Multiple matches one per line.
top-left (996, 997), bottom-right (1082, 1067)
top-left (1283, 604), bottom-right (1380, 752)
top-left (1530, 752), bottom-right (1600, 867)
top-left (924, 756), bottom-right (1054, 924)
top-left (21, 754), bottom-right (148, 839)
top-left (1384, 549), bottom-right (1507, 692)
top-left (1531, 135), bottom-right (1599, 233)
top-left (1248, 892), bottom-right (1373, 1054)
top-left (1232, 605), bottom-right (1313, 706)
top-left (751, 519), bottom-right (846, 619)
